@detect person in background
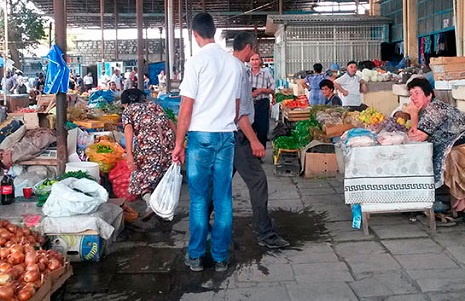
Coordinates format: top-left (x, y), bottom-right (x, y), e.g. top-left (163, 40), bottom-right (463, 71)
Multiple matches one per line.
top-left (75, 74), bottom-right (84, 93)
top-left (124, 71), bottom-right (137, 90)
top-left (143, 73), bottom-right (150, 90)
top-left (172, 12), bottom-right (242, 273)
top-left (232, 32), bottom-right (290, 249)
top-left (122, 88), bottom-right (176, 220)
top-left (83, 72), bottom-right (93, 92)
top-left (108, 81), bottom-right (121, 97)
top-left (68, 73), bottom-right (76, 90)
top-left (158, 70), bottom-right (166, 88)
top-left (333, 61), bottom-right (368, 111)
top-left (35, 73), bottom-right (46, 92)
top-left (300, 63), bottom-right (328, 105)
top-left (249, 53), bottom-right (275, 149)
top-left (98, 71), bottom-right (110, 89)
top-left (319, 79), bottom-right (342, 106)
top-left (110, 69), bottom-right (122, 91)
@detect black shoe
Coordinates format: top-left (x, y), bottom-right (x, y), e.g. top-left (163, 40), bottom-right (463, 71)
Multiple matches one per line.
top-left (140, 208), bottom-right (155, 221)
top-left (184, 253), bottom-right (204, 272)
top-left (258, 234), bottom-right (290, 249)
top-left (215, 260), bottom-right (229, 272)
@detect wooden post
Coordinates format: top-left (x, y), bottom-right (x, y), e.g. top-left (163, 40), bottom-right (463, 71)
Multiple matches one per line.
top-left (53, 0), bottom-right (67, 175)
top-left (136, 0), bottom-right (144, 90)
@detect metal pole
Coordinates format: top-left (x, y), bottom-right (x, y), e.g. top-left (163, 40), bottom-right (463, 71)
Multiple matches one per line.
top-left (279, 0), bottom-right (283, 14)
top-left (186, 0), bottom-right (193, 57)
top-left (3, 0), bottom-right (8, 106)
top-left (53, 0), bottom-right (68, 175)
top-left (178, 0), bottom-right (184, 80)
top-left (159, 27), bottom-right (163, 61)
top-left (48, 22), bottom-right (52, 48)
top-left (136, 0), bottom-right (144, 90)
top-left (145, 27), bottom-right (149, 64)
top-left (164, 0), bottom-right (171, 90)
top-left (100, 0), bottom-right (105, 63)
top-left (114, 0), bottom-right (119, 60)
top-left (167, 0), bottom-right (175, 90)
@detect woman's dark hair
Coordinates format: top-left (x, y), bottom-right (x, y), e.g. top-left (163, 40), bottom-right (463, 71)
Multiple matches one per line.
top-left (313, 63), bottom-right (323, 73)
top-left (121, 88), bottom-right (146, 104)
top-left (319, 79), bottom-right (334, 90)
top-left (192, 13), bottom-right (215, 39)
top-left (407, 77), bottom-right (433, 97)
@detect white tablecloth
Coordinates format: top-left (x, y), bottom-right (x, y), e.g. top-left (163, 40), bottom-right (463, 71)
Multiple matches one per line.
top-left (344, 142), bottom-right (435, 205)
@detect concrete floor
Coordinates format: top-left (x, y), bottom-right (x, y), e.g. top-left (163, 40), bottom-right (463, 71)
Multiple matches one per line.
top-left (63, 147), bottom-right (465, 301)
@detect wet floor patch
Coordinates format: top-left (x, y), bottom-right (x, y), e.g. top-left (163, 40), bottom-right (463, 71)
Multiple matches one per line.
top-left (65, 206), bottom-right (328, 300)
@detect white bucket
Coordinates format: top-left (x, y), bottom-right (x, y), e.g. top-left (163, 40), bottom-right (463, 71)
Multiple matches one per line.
top-left (65, 162), bottom-right (100, 181)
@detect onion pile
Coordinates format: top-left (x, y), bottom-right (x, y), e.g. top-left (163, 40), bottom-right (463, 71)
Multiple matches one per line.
top-left (0, 220), bottom-right (64, 301)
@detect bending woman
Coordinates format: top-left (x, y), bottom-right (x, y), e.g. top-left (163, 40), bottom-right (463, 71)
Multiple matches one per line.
top-left (122, 89), bottom-right (176, 219)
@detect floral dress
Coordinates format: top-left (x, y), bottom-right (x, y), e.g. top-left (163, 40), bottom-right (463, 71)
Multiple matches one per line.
top-left (122, 101), bottom-right (175, 195)
top-left (417, 99), bottom-right (465, 187)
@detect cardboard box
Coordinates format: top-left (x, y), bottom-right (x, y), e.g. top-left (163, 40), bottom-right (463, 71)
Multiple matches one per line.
top-left (323, 124), bottom-right (354, 138)
top-left (304, 152), bottom-right (338, 178)
top-left (49, 230), bottom-right (105, 262)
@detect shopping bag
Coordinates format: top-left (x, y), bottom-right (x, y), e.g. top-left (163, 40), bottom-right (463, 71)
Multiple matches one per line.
top-left (149, 163), bottom-right (182, 221)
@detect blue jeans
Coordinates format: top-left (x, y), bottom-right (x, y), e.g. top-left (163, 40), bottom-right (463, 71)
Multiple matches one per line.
top-left (186, 131), bottom-right (235, 262)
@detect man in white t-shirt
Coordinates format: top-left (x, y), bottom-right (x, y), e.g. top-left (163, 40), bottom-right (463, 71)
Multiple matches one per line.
top-left (98, 71), bottom-right (110, 89)
top-left (110, 69), bottom-right (121, 91)
top-left (172, 12), bottom-right (242, 273)
top-left (333, 61), bottom-right (368, 109)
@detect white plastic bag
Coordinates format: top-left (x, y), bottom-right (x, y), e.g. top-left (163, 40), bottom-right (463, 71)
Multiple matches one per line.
top-left (150, 163), bottom-right (182, 221)
top-left (42, 177), bottom-right (108, 217)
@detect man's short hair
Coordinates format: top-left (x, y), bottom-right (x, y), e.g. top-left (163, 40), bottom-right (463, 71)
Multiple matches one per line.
top-left (319, 79), bottom-right (334, 90)
top-left (347, 61), bottom-right (358, 67)
top-left (313, 63), bottom-right (323, 73)
top-left (233, 32), bottom-right (256, 51)
top-left (192, 13), bottom-right (216, 39)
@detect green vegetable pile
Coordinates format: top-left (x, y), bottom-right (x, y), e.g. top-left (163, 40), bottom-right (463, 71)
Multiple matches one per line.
top-left (275, 93), bottom-right (296, 103)
top-left (291, 119), bottom-right (318, 148)
top-left (59, 171), bottom-right (98, 182)
top-left (96, 145), bottom-right (114, 154)
top-left (273, 136), bottom-right (299, 151)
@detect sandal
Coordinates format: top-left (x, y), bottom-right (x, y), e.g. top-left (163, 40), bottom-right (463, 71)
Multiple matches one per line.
top-left (435, 213), bottom-right (457, 227)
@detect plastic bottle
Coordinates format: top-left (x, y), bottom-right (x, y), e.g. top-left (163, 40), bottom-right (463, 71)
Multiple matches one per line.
top-left (1, 169), bottom-right (15, 205)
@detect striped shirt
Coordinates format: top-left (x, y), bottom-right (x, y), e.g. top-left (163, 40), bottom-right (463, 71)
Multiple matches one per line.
top-left (248, 68), bottom-right (275, 101)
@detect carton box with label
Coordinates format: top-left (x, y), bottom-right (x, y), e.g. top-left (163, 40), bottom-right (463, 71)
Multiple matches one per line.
top-left (48, 230), bottom-right (105, 262)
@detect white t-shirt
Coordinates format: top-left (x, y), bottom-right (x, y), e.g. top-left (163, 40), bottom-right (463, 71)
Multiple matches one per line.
top-left (110, 74), bottom-right (121, 90)
top-left (83, 75), bottom-right (93, 85)
top-left (180, 43), bottom-right (242, 132)
top-left (335, 73), bottom-right (363, 106)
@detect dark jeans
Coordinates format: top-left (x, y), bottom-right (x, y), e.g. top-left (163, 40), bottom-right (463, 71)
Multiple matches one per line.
top-left (253, 98), bottom-right (270, 148)
top-left (233, 130), bottom-right (275, 241)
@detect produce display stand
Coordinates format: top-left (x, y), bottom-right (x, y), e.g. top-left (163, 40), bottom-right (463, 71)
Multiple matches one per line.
top-left (31, 261), bottom-right (73, 301)
top-left (281, 105), bottom-right (311, 122)
top-left (344, 142), bottom-right (436, 235)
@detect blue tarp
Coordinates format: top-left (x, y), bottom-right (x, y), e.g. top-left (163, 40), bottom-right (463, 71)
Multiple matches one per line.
top-left (87, 90), bottom-right (115, 106)
top-left (44, 44), bottom-right (69, 94)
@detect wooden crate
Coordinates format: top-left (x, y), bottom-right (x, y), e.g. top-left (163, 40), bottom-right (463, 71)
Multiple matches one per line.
top-left (31, 262), bottom-right (73, 301)
top-left (323, 124), bottom-right (355, 138)
top-left (433, 71), bottom-right (465, 81)
top-left (304, 152), bottom-right (338, 178)
top-left (282, 106), bottom-right (311, 122)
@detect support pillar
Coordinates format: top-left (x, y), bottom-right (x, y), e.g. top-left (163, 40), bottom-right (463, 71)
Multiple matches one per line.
top-left (403, 0), bottom-right (418, 62)
top-left (53, 0), bottom-right (67, 175)
top-left (454, 0), bottom-right (465, 56)
top-left (136, 0), bottom-right (144, 90)
top-left (100, 0), bottom-right (105, 62)
top-left (114, 0), bottom-right (119, 60)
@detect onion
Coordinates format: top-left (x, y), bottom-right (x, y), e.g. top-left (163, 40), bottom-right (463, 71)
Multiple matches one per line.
top-left (22, 228), bottom-right (31, 236)
top-left (4, 241), bottom-right (13, 248)
top-left (25, 264), bottom-right (39, 273)
top-left (37, 262), bottom-right (45, 272)
top-left (23, 245), bottom-right (35, 254)
top-left (0, 262), bottom-right (12, 273)
top-left (10, 244), bottom-right (23, 254)
top-left (0, 248), bottom-right (10, 259)
top-left (0, 273), bottom-right (12, 285)
top-left (17, 286), bottom-right (35, 301)
top-left (23, 270), bottom-right (40, 283)
top-left (47, 259), bottom-right (61, 271)
top-left (11, 264), bottom-right (24, 276)
top-left (7, 252), bottom-right (24, 265)
top-left (0, 221), bottom-right (8, 227)
top-left (0, 231), bottom-right (12, 240)
top-left (0, 238), bottom-right (6, 247)
top-left (24, 252), bottom-right (37, 265)
top-left (38, 256), bottom-right (48, 266)
top-left (6, 224), bottom-right (17, 234)
top-left (0, 283), bottom-right (14, 300)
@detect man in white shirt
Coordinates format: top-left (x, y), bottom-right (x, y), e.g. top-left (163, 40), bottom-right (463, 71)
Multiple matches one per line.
top-left (83, 72), bottom-right (93, 92)
top-left (172, 12), bottom-right (242, 273)
top-left (333, 61), bottom-right (368, 110)
top-left (110, 69), bottom-right (122, 91)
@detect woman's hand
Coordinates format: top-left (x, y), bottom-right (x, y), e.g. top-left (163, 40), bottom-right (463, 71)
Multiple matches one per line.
top-left (126, 153), bottom-right (136, 171)
top-left (402, 103), bottom-right (419, 115)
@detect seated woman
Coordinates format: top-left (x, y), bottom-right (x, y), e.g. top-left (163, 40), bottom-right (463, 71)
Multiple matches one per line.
top-left (319, 79), bottom-right (342, 106)
top-left (403, 77), bottom-right (465, 218)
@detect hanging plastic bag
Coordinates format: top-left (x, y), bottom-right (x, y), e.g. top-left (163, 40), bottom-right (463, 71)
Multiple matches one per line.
top-left (149, 163), bottom-right (182, 221)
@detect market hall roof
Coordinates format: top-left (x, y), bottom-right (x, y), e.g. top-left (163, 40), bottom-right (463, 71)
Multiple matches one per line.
top-left (30, 0), bottom-right (369, 29)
